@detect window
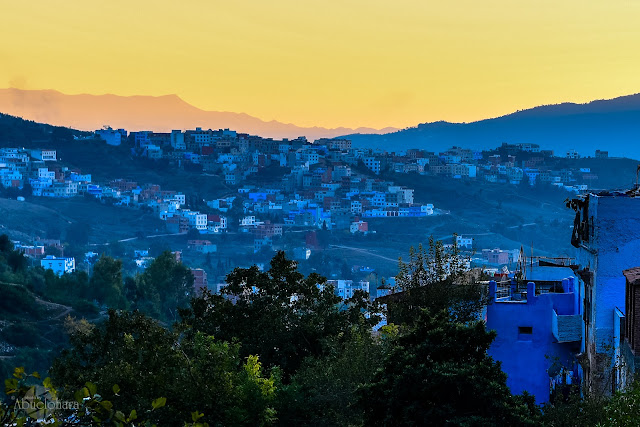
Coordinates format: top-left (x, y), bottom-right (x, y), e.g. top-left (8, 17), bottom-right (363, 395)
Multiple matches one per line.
top-left (518, 326), bottom-right (533, 341)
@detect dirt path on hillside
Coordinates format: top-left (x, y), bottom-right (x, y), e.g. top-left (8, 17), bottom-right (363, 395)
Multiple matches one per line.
top-left (1, 282), bottom-right (73, 322)
top-left (328, 245), bottom-right (399, 263)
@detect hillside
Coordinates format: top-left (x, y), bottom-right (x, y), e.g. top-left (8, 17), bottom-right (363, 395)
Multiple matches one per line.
top-left (0, 198), bottom-right (166, 245)
top-left (0, 113), bottom-right (231, 201)
top-left (0, 112), bottom-right (89, 144)
top-left (0, 88), bottom-right (397, 141)
top-left (344, 93), bottom-right (640, 159)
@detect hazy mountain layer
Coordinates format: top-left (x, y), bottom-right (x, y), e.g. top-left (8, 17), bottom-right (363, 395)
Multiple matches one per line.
top-left (0, 88), bottom-right (397, 141)
top-left (344, 93), bottom-right (640, 159)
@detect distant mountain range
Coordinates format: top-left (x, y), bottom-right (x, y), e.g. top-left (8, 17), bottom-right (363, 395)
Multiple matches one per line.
top-left (343, 94), bottom-right (640, 160)
top-left (2, 88), bottom-right (640, 159)
top-left (0, 88), bottom-right (397, 141)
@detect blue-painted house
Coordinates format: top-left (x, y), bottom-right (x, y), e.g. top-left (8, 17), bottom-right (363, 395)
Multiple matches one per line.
top-left (568, 191), bottom-right (640, 394)
top-left (488, 189), bottom-right (640, 401)
top-left (486, 278), bottom-right (583, 404)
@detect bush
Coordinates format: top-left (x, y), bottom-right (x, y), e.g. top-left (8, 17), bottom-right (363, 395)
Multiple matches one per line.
top-left (0, 323), bottom-right (41, 347)
top-left (0, 284), bottom-right (39, 320)
top-left (71, 299), bottom-right (100, 317)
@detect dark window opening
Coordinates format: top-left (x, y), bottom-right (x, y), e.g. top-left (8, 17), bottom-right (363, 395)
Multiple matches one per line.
top-left (518, 326), bottom-right (533, 335)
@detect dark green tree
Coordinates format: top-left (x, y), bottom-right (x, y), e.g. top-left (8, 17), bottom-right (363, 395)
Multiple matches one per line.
top-left (136, 251), bottom-right (194, 322)
top-left (179, 251), bottom-right (382, 378)
top-left (0, 234), bottom-right (14, 253)
top-left (49, 310), bottom-right (278, 426)
top-left (541, 390), bottom-right (607, 426)
top-left (358, 309), bottom-right (540, 426)
top-left (390, 235), bottom-right (485, 325)
top-left (6, 250), bottom-right (28, 273)
top-left (90, 255), bottom-right (126, 309)
top-left (278, 324), bottom-right (392, 426)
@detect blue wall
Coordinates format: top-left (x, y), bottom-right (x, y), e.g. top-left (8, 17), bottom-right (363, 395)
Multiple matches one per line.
top-left (577, 196), bottom-right (640, 354)
top-left (486, 279), bottom-right (582, 404)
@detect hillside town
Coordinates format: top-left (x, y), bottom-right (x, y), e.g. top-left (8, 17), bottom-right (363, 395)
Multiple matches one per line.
top-left (0, 129), bottom-right (609, 293)
top-left (96, 127), bottom-right (604, 188)
top-left (1, 127), bottom-right (605, 223)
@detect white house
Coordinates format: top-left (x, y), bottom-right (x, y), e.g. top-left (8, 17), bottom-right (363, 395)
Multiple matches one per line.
top-left (421, 204), bottom-right (434, 215)
top-left (171, 130), bottom-right (186, 150)
top-left (181, 210), bottom-right (208, 230)
top-left (38, 168), bottom-right (56, 180)
top-left (326, 280), bottom-right (370, 300)
top-left (566, 149), bottom-right (580, 159)
top-left (363, 157), bottom-right (381, 174)
top-left (95, 128), bottom-right (123, 146)
top-left (456, 235), bottom-right (473, 249)
top-left (240, 216), bottom-right (257, 227)
top-left (30, 149), bottom-right (56, 161)
top-left (40, 256), bottom-right (75, 276)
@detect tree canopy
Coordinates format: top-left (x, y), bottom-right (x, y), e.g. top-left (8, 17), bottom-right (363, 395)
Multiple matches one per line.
top-left (179, 251), bottom-right (382, 378)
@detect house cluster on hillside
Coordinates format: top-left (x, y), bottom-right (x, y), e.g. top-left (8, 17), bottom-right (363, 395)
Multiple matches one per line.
top-left (1, 131), bottom-right (604, 258)
top-left (103, 126), bottom-right (600, 191)
top-left (7, 235), bottom-right (76, 276)
top-left (0, 148), bottom-right (65, 193)
top-left (431, 143), bottom-right (597, 191)
top-left (117, 128), bottom-right (435, 229)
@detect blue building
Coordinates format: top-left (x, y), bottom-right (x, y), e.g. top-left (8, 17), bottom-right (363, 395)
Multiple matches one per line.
top-left (487, 190), bottom-right (640, 401)
top-left (486, 277), bottom-right (582, 404)
top-left (568, 191), bottom-right (640, 394)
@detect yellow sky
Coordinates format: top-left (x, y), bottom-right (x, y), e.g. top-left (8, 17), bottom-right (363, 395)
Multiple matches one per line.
top-left (2, 0), bottom-right (640, 129)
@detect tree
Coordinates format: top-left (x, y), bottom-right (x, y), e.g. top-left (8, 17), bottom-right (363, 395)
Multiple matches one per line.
top-left (358, 309), bottom-right (540, 426)
top-left (49, 310), bottom-right (278, 426)
top-left (136, 251), bottom-right (194, 322)
top-left (541, 390), bottom-right (607, 426)
top-left (279, 325), bottom-right (391, 426)
top-left (227, 197), bottom-right (245, 232)
top-left (0, 235), bottom-right (29, 279)
top-left (0, 234), bottom-right (13, 253)
top-left (597, 380), bottom-right (640, 426)
top-left (179, 251), bottom-right (382, 378)
top-left (6, 250), bottom-right (28, 273)
top-left (90, 255), bottom-right (126, 309)
top-left (390, 236), bottom-right (485, 325)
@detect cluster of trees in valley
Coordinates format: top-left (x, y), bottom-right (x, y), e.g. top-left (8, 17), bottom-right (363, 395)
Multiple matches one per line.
top-left (1, 235), bottom-right (639, 426)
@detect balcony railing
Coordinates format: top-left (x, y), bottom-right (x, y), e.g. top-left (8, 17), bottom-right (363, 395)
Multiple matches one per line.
top-left (552, 309), bottom-right (582, 343)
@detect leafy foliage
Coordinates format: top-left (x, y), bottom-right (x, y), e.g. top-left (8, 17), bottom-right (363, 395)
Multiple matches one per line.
top-left (0, 366), bottom-right (207, 426)
top-left (358, 309), bottom-right (541, 426)
top-left (598, 380), bottom-right (640, 426)
top-left (0, 240), bottom-right (569, 426)
top-left (134, 251), bottom-right (194, 322)
top-left (179, 251), bottom-right (382, 378)
top-left (278, 325), bottom-right (392, 426)
top-left (91, 255), bottom-right (126, 309)
top-left (391, 235), bottom-right (486, 325)
top-left (50, 310), bottom-right (277, 426)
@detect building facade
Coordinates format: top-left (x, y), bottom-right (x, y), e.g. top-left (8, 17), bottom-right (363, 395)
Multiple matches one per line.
top-left (40, 256), bottom-right (76, 276)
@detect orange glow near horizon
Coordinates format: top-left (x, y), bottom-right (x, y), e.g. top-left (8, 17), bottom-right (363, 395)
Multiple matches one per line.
top-left (2, 0), bottom-right (640, 129)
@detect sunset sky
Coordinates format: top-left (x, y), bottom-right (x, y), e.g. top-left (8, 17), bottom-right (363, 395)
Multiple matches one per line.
top-left (2, 0), bottom-right (640, 129)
